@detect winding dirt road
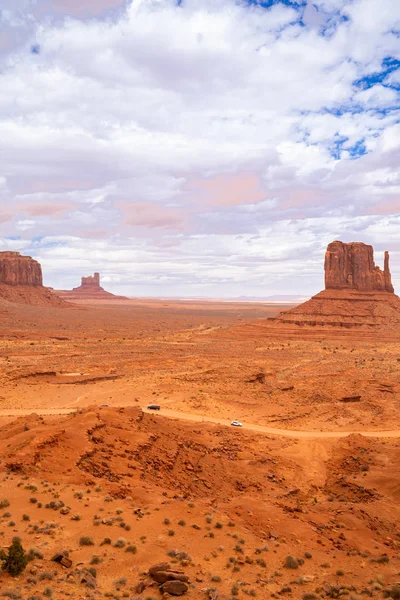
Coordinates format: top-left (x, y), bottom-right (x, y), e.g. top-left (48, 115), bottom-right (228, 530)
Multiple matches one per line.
top-left (1, 406), bottom-right (400, 439)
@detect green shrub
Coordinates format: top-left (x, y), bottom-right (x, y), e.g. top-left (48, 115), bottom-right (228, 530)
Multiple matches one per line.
top-left (2, 537), bottom-right (29, 576)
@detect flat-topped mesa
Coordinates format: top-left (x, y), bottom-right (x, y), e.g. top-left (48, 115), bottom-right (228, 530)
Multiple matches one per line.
top-left (325, 241), bottom-right (394, 293)
top-left (0, 251), bottom-right (43, 286)
top-left (74, 272), bottom-right (101, 291)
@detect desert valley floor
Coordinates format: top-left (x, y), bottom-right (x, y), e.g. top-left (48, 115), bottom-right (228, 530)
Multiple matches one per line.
top-left (0, 298), bottom-right (400, 599)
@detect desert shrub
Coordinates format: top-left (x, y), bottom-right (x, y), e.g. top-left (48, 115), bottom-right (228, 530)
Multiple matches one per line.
top-left (304, 552), bottom-right (312, 559)
top-left (125, 545), bottom-right (137, 553)
top-left (211, 575), bottom-right (222, 582)
top-left (43, 588), bottom-right (53, 598)
top-left (256, 558), bottom-right (266, 567)
top-left (100, 537), bottom-right (112, 545)
top-left (206, 515), bottom-right (213, 523)
top-left (336, 569), bottom-right (344, 576)
top-left (114, 538), bottom-right (126, 548)
top-left (192, 523), bottom-right (201, 530)
top-left (215, 522), bottom-right (223, 529)
top-left (0, 499), bottom-right (10, 509)
top-left (168, 530), bottom-right (175, 536)
top-left (115, 577), bottom-right (127, 586)
top-left (302, 595), bottom-right (319, 600)
top-left (163, 518), bottom-right (170, 525)
top-left (231, 584), bottom-right (239, 596)
top-left (90, 556), bottom-right (102, 564)
top-left (1, 591), bottom-right (22, 599)
top-left (284, 555), bottom-right (298, 569)
top-left (28, 548), bottom-right (43, 560)
top-left (38, 571), bottom-right (54, 581)
top-left (371, 554), bottom-right (389, 564)
top-left (178, 520), bottom-right (186, 526)
top-left (79, 536), bottom-right (94, 546)
top-left (22, 514), bottom-right (30, 521)
top-left (29, 497), bottom-right (37, 504)
top-left (390, 585), bottom-right (400, 599)
top-left (2, 537), bottom-right (29, 576)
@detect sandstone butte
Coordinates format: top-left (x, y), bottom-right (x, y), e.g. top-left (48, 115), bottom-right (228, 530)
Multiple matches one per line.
top-left (56, 272), bottom-right (128, 301)
top-left (0, 251), bottom-right (67, 307)
top-left (271, 240), bottom-right (400, 330)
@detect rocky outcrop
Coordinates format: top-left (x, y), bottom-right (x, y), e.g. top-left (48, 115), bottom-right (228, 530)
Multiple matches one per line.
top-left (0, 251), bottom-right (68, 307)
top-left (325, 241), bottom-right (394, 293)
top-left (269, 241), bottom-right (400, 332)
top-left (0, 251), bottom-right (43, 286)
top-left (78, 272), bottom-right (101, 289)
top-left (56, 272), bottom-right (128, 301)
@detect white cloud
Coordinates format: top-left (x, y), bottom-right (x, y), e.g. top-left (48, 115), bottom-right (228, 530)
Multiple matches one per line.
top-left (0, 0), bottom-right (399, 295)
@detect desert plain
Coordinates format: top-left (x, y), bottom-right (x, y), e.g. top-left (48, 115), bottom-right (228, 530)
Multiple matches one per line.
top-left (1, 293), bottom-right (400, 599)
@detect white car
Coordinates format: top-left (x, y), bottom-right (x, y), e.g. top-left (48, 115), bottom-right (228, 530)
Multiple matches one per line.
top-left (231, 420), bottom-right (243, 427)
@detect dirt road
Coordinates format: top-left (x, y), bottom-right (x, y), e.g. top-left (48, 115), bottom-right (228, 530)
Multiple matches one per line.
top-left (1, 406), bottom-right (399, 439)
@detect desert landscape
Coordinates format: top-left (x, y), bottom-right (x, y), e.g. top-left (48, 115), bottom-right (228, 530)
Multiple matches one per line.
top-left (1, 1), bottom-right (399, 597)
top-left (0, 244), bottom-right (400, 599)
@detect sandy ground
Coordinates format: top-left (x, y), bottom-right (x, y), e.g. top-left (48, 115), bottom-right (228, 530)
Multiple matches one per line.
top-left (1, 298), bottom-right (400, 598)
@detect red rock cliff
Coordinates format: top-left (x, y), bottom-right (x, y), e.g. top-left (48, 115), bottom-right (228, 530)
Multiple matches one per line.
top-left (80, 272), bottom-right (100, 288)
top-left (325, 241), bottom-right (394, 293)
top-left (0, 251), bottom-right (43, 286)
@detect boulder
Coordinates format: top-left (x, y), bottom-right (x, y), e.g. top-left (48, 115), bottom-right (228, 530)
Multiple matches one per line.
top-left (152, 571), bottom-right (189, 584)
top-left (149, 562), bottom-right (171, 577)
top-left (160, 580), bottom-right (189, 596)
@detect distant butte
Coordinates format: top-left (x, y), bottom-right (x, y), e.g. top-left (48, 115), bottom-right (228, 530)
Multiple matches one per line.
top-left (271, 241), bottom-right (400, 330)
top-left (0, 251), bottom-right (67, 307)
top-left (325, 240), bottom-right (394, 293)
top-left (56, 272), bottom-right (128, 301)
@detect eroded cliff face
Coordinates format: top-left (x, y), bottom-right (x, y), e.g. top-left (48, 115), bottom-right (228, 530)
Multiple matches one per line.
top-left (325, 241), bottom-right (394, 293)
top-left (79, 272), bottom-right (101, 289)
top-left (0, 251), bottom-right (43, 286)
top-left (269, 240), bottom-right (399, 331)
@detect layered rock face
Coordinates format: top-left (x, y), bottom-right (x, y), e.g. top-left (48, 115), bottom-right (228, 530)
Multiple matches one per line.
top-left (0, 251), bottom-right (68, 307)
top-left (270, 241), bottom-right (400, 331)
top-left (0, 251), bottom-right (43, 286)
top-left (56, 273), bottom-right (128, 301)
top-left (325, 241), bottom-right (394, 293)
top-left (78, 272), bottom-right (101, 290)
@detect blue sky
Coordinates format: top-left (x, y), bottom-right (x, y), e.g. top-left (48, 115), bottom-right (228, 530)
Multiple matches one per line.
top-left (0, 0), bottom-right (399, 297)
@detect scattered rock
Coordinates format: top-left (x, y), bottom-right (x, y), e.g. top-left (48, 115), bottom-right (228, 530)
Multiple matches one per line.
top-left (160, 580), bottom-right (189, 596)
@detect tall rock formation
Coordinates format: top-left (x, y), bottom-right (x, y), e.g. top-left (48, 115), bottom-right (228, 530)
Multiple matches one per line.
top-left (0, 251), bottom-right (43, 286)
top-left (56, 272), bottom-right (128, 301)
top-left (269, 241), bottom-right (400, 332)
top-left (79, 272), bottom-right (101, 290)
top-left (0, 251), bottom-right (68, 307)
top-left (325, 241), bottom-right (394, 293)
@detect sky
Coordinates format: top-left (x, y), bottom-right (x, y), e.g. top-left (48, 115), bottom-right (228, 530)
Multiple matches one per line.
top-left (0, 0), bottom-right (399, 298)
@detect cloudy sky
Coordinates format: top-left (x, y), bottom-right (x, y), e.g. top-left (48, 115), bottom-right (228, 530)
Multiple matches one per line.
top-left (0, 0), bottom-right (399, 297)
